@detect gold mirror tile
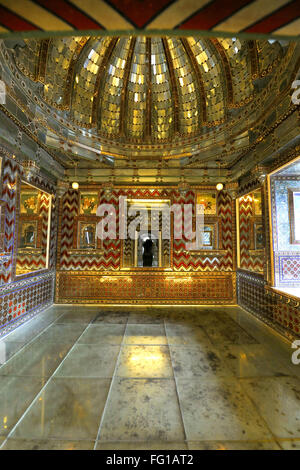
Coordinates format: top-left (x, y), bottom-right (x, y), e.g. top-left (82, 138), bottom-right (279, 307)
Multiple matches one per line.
top-left (10, 34), bottom-right (288, 150)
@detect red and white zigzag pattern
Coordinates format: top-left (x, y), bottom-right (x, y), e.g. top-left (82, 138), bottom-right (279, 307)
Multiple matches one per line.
top-left (239, 194), bottom-right (264, 272)
top-left (59, 187), bottom-right (234, 273)
top-left (0, 157), bottom-right (17, 284)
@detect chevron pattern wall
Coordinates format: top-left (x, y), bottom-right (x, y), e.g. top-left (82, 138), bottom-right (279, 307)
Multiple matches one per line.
top-left (59, 186), bottom-right (234, 272)
top-left (239, 193), bottom-right (264, 273)
top-left (0, 154), bottom-right (57, 336)
top-left (16, 192), bottom-right (50, 273)
top-left (172, 190), bottom-right (234, 272)
top-left (0, 157), bottom-right (18, 285)
top-left (56, 185), bottom-right (236, 304)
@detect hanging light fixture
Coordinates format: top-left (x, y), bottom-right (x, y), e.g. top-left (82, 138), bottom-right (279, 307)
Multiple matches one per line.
top-left (216, 160), bottom-right (224, 191)
top-left (72, 161), bottom-right (79, 190)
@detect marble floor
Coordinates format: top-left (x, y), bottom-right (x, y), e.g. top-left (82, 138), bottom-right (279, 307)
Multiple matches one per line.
top-left (0, 304), bottom-right (299, 451)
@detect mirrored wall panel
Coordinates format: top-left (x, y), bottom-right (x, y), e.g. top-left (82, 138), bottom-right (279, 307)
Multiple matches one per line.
top-left (16, 182), bottom-right (51, 276)
top-left (122, 199), bottom-right (170, 269)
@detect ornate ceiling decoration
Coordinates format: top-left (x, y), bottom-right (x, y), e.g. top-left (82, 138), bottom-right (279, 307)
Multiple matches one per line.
top-left (8, 35), bottom-right (293, 160)
top-left (0, 33), bottom-right (299, 187)
top-left (0, 0), bottom-right (299, 38)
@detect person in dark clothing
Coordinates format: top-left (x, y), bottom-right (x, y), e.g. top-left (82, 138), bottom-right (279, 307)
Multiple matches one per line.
top-left (142, 238), bottom-right (153, 267)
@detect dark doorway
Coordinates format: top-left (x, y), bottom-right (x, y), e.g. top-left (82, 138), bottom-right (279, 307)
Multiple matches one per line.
top-left (142, 238), bottom-right (154, 267)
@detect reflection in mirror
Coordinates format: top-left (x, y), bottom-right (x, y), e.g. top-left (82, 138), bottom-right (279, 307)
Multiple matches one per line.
top-left (16, 182), bottom-right (51, 276)
top-left (135, 231), bottom-right (161, 268)
top-left (122, 199), bottom-right (170, 269)
top-left (78, 222), bottom-right (96, 249)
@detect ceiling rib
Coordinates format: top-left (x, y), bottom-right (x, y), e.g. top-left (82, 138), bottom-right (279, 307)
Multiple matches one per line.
top-left (119, 36), bottom-right (137, 138)
top-left (181, 37), bottom-right (207, 126)
top-left (161, 37), bottom-right (179, 136)
top-left (92, 36), bottom-right (119, 126)
top-left (209, 38), bottom-right (234, 108)
top-left (65, 36), bottom-right (90, 109)
top-left (248, 40), bottom-right (259, 79)
top-left (36, 38), bottom-right (51, 83)
top-left (145, 36), bottom-right (152, 141)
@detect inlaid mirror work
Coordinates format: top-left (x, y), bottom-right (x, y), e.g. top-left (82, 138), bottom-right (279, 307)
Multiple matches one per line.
top-left (270, 157), bottom-right (300, 288)
top-left (16, 182), bottom-right (52, 276)
top-left (238, 188), bottom-right (265, 273)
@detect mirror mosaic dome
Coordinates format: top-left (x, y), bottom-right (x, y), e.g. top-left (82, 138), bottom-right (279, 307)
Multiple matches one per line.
top-left (5, 35), bottom-right (293, 165)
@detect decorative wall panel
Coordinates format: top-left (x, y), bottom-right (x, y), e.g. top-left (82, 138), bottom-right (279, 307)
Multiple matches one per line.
top-left (0, 153), bottom-right (57, 337)
top-left (16, 191), bottom-right (51, 274)
top-left (0, 272), bottom-right (54, 336)
top-left (56, 185), bottom-right (235, 304)
top-left (237, 270), bottom-right (300, 340)
top-left (0, 156), bottom-right (18, 284)
top-left (59, 189), bottom-right (120, 271)
top-left (58, 187), bottom-right (234, 272)
top-left (271, 176), bottom-right (300, 286)
top-left (273, 299), bottom-right (300, 337)
top-left (238, 190), bottom-right (264, 273)
top-left (56, 272), bottom-right (235, 305)
top-left (279, 256), bottom-right (300, 282)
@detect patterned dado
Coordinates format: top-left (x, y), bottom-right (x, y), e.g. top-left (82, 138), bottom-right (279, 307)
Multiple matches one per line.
top-left (273, 299), bottom-right (300, 338)
top-left (56, 186), bottom-right (236, 304)
top-left (0, 272), bottom-right (54, 336)
top-left (237, 270), bottom-right (300, 340)
top-left (56, 272), bottom-right (235, 305)
top-left (0, 153), bottom-right (57, 337)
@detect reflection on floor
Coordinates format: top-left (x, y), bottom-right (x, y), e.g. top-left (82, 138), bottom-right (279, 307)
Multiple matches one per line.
top-left (0, 305), bottom-right (299, 451)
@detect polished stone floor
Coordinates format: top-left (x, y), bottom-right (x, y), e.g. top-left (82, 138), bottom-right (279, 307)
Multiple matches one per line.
top-left (0, 305), bottom-right (299, 451)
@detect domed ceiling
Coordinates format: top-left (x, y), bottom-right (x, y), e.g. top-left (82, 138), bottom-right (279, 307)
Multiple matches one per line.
top-left (0, 34), bottom-right (299, 183)
top-left (11, 36), bottom-right (289, 154)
